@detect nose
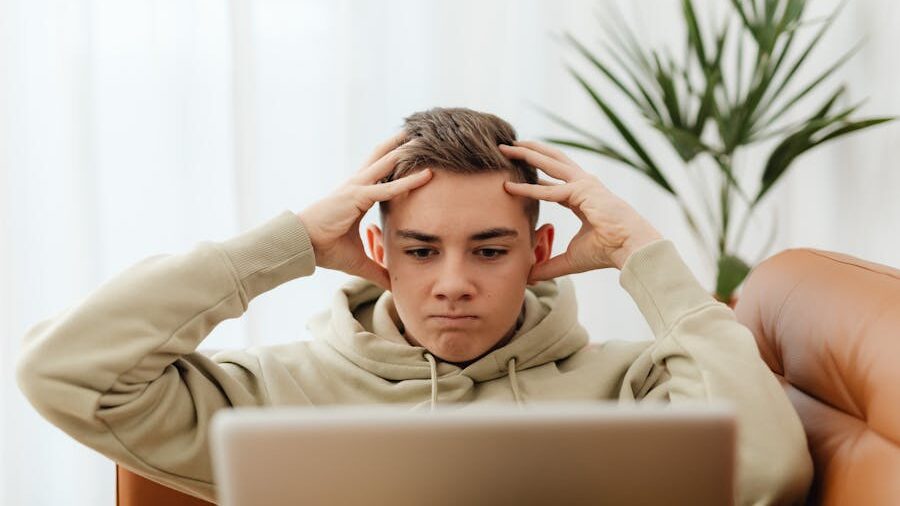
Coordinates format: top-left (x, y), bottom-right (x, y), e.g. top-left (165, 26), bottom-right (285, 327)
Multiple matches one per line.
top-left (430, 252), bottom-right (476, 303)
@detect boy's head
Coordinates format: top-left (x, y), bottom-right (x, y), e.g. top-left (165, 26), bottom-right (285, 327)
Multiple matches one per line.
top-left (365, 107), bottom-right (555, 365)
top-left (377, 107), bottom-right (540, 236)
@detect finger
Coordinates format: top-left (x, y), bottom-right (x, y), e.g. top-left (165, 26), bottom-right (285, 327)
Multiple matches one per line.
top-left (498, 144), bottom-right (582, 182)
top-left (361, 131), bottom-right (407, 168)
top-left (353, 257), bottom-right (392, 291)
top-left (520, 177), bottom-right (562, 187)
top-left (353, 147), bottom-right (403, 185)
top-left (529, 254), bottom-right (575, 283)
top-left (508, 179), bottom-right (580, 213)
top-left (504, 180), bottom-right (571, 203)
top-left (362, 168), bottom-right (433, 203)
top-left (513, 140), bottom-right (577, 166)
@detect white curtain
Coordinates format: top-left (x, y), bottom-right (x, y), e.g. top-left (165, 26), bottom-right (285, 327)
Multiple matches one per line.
top-left (1, 1), bottom-right (897, 504)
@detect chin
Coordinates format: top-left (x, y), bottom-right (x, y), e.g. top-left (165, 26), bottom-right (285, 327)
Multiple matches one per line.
top-left (425, 334), bottom-right (485, 363)
top-left (436, 350), bottom-right (479, 364)
top-left (430, 346), bottom-right (477, 364)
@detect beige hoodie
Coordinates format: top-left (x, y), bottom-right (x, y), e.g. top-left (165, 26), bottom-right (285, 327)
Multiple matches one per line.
top-left (15, 209), bottom-right (812, 505)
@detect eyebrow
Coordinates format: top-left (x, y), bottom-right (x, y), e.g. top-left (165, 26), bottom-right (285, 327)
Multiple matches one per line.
top-left (395, 227), bottom-right (519, 243)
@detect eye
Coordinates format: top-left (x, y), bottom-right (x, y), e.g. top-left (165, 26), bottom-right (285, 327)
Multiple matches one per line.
top-left (477, 248), bottom-right (508, 259)
top-left (405, 248), bottom-right (436, 259)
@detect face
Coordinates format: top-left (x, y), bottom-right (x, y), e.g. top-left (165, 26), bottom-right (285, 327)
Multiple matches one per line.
top-left (366, 170), bottom-right (554, 365)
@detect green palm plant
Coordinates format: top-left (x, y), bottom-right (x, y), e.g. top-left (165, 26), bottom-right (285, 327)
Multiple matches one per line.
top-left (539, 0), bottom-right (893, 304)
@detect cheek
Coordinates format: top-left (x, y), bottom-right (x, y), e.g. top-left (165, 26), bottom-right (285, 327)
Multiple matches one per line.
top-left (492, 251), bottom-right (534, 279)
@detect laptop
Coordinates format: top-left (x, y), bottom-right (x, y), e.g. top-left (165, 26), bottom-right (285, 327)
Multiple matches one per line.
top-left (210, 401), bottom-right (736, 506)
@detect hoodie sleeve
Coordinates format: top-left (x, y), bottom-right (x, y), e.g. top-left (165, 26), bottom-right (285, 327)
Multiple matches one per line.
top-left (616, 239), bottom-right (813, 506)
top-left (14, 209), bottom-right (315, 503)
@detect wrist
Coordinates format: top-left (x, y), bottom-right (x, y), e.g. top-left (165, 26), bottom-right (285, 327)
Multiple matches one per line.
top-left (294, 211), bottom-right (324, 261)
top-left (612, 230), bottom-right (664, 270)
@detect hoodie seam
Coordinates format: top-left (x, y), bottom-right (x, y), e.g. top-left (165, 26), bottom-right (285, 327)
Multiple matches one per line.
top-left (215, 243), bottom-right (314, 305)
top-left (664, 332), bottom-right (714, 402)
top-left (85, 245), bottom-right (258, 491)
top-left (97, 286), bottom-right (240, 403)
top-left (624, 261), bottom-right (666, 333)
top-left (658, 301), bottom-right (721, 340)
top-left (624, 241), bottom-right (720, 339)
top-left (90, 289), bottom-right (244, 487)
top-left (651, 303), bottom-right (722, 402)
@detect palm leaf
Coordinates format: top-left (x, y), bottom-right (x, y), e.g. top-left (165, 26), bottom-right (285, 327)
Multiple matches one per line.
top-left (542, 138), bottom-right (646, 172)
top-left (568, 67), bottom-right (676, 194)
top-left (601, 39), bottom-right (666, 122)
top-left (651, 52), bottom-right (685, 128)
top-left (760, 39), bottom-right (862, 128)
top-left (683, 0), bottom-right (708, 67)
top-left (815, 117), bottom-right (894, 144)
top-left (754, 1), bottom-right (844, 124)
top-left (754, 113), bottom-right (894, 205)
top-left (529, 100), bottom-right (606, 144)
top-left (564, 32), bottom-right (658, 122)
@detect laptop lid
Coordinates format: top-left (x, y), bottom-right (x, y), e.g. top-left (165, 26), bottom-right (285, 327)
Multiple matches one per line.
top-left (210, 401), bottom-right (736, 506)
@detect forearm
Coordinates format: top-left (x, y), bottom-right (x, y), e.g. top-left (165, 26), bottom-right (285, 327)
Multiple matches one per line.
top-left (15, 209), bottom-right (316, 501)
top-left (618, 239), bottom-right (813, 505)
top-left (15, 209), bottom-right (313, 453)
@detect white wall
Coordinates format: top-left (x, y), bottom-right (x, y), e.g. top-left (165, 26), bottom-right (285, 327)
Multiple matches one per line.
top-left (2, 1), bottom-right (898, 504)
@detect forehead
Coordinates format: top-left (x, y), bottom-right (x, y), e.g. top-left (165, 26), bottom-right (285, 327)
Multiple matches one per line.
top-left (385, 170), bottom-right (530, 236)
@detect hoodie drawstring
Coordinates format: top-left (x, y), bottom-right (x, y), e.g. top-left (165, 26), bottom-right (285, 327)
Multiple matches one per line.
top-left (507, 357), bottom-right (523, 409)
top-left (425, 352), bottom-right (439, 411)
top-left (424, 352), bottom-right (523, 410)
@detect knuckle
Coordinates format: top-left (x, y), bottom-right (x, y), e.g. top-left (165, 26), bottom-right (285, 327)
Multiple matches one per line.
top-left (581, 174), bottom-right (601, 186)
top-left (348, 186), bottom-right (372, 205)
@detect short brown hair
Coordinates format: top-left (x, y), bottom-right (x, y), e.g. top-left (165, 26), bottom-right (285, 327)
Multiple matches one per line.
top-left (378, 107), bottom-right (539, 237)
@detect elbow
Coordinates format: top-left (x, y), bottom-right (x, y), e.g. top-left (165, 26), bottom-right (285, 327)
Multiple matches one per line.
top-left (15, 317), bottom-right (62, 411)
top-left (15, 339), bottom-right (80, 421)
top-left (772, 405), bottom-right (815, 504)
top-left (762, 443), bottom-right (813, 505)
top-left (739, 422), bottom-right (814, 505)
top-left (15, 345), bottom-right (51, 412)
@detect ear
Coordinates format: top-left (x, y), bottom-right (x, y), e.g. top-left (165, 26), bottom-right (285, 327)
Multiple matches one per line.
top-left (529, 223), bottom-right (554, 285)
top-left (365, 223), bottom-right (387, 267)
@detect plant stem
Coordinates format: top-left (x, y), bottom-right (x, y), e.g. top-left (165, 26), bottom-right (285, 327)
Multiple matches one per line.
top-left (731, 198), bottom-right (757, 253)
top-left (684, 159), bottom-right (721, 262)
top-left (716, 156), bottom-right (733, 256)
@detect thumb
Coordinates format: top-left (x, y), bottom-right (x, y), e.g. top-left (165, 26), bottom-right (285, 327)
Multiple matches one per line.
top-left (353, 257), bottom-right (392, 291)
top-left (529, 254), bottom-right (573, 283)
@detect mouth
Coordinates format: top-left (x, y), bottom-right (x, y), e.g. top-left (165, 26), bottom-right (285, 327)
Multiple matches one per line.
top-left (429, 315), bottom-right (479, 325)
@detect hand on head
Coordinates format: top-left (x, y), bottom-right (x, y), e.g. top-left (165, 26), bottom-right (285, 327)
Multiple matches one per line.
top-left (297, 135), bottom-right (663, 291)
top-left (296, 133), bottom-right (433, 291)
top-left (499, 140), bottom-right (663, 277)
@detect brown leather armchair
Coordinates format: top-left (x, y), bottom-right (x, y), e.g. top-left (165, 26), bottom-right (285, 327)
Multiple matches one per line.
top-left (116, 247), bottom-right (900, 505)
top-left (734, 247), bottom-right (900, 505)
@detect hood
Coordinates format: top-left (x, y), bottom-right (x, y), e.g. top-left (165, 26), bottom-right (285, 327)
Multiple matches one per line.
top-left (307, 277), bottom-right (588, 381)
top-left (305, 276), bottom-right (590, 408)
